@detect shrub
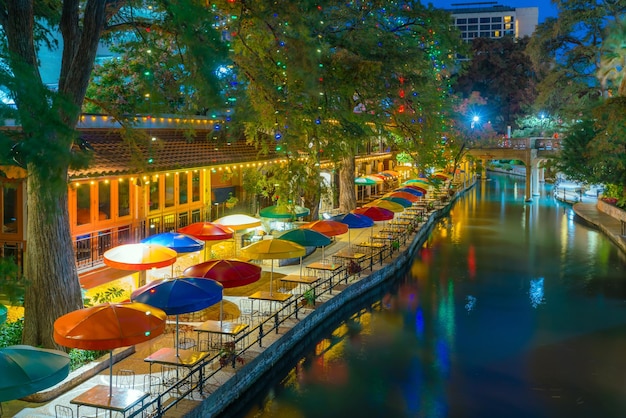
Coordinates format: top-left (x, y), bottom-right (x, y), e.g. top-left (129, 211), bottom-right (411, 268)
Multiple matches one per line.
top-left (0, 317), bottom-right (24, 347)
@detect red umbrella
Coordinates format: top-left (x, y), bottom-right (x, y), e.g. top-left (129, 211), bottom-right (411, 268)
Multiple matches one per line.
top-left (177, 222), bottom-right (234, 241)
top-left (352, 206), bottom-right (394, 222)
top-left (182, 259), bottom-right (262, 288)
top-left (300, 220), bottom-right (349, 237)
top-left (403, 185), bottom-right (428, 194)
top-left (177, 222), bottom-right (234, 260)
top-left (53, 302), bottom-right (166, 397)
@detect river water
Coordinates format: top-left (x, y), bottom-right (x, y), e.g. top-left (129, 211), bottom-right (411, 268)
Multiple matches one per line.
top-left (236, 174), bottom-right (626, 418)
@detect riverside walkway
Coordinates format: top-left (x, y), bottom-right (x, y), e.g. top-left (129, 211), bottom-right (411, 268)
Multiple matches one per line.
top-left (5, 183), bottom-right (624, 418)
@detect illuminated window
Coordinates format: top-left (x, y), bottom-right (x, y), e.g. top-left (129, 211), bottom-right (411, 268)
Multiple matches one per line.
top-left (179, 173), bottom-right (188, 205)
top-left (118, 179), bottom-right (130, 217)
top-left (494, 30), bottom-right (501, 37)
top-left (504, 16), bottom-right (512, 23)
top-left (165, 174), bottom-right (175, 208)
top-left (98, 181), bottom-right (111, 220)
top-left (192, 171), bottom-right (200, 202)
top-left (76, 184), bottom-right (91, 225)
top-left (2, 184), bottom-right (18, 234)
top-left (149, 176), bottom-right (160, 211)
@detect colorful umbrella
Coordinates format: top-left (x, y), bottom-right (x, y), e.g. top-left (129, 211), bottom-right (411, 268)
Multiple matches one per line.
top-left (279, 229), bottom-right (332, 277)
top-left (0, 304), bottom-right (6, 325)
top-left (259, 205), bottom-right (310, 220)
top-left (364, 199), bottom-right (405, 213)
top-left (331, 213), bottom-right (375, 245)
top-left (394, 187), bottom-right (424, 197)
top-left (384, 191), bottom-right (420, 202)
top-left (213, 214), bottom-right (261, 232)
top-left (354, 176), bottom-right (378, 186)
top-left (183, 259), bottom-right (262, 288)
top-left (403, 179), bottom-right (431, 187)
top-left (402, 185), bottom-right (428, 194)
top-left (300, 220), bottom-right (349, 237)
top-left (103, 243), bottom-right (178, 286)
top-left (131, 277), bottom-right (223, 355)
top-left (380, 170), bottom-right (400, 177)
top-left (381, 196), bottom-right (413, 208)
top-left (54, 302), bottom-right (166, 397)
top-left (177, 222), bottom-right (234, 260)
top-left (240, 239), bottom-right (306, 294)
top-left (141, 232), bottom-right (205, 254)
top-left (433, 172), bottom-right (451, 180)
top-left (177, 222), bottom-right (234, 241)
top-left (0, 345), bottom-right (70, 402)
top-left (352, 206), bottom-right (395, 222)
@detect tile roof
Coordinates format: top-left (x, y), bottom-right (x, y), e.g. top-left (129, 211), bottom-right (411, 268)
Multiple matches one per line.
top-left (70, 128), bottom-right (277, 179)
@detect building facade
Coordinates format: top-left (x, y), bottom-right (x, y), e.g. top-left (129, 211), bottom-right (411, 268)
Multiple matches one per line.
top-left (446, 2), bottom-right (539, 41)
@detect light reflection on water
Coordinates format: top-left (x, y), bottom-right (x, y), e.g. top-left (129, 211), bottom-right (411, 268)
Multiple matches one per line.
top-left (240, 174), bottom-right (626, 418)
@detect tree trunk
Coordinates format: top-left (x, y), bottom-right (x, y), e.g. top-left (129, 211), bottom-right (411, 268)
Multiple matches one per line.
top-left (339, 154), bottom-right (357, 213)
top-left (22, 165), bottom-right (83, 349)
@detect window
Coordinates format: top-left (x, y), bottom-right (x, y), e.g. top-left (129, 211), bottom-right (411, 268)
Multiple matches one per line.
top-left (165, 173), bottom-right (175, 208)
top-left (456, 18), bottom-right (467, 24)
top-left (480, 17), bottom-right (490, 23)
top-left (468, 25), bottom-right (478, 31)
top-left (492, 24), bottom-right (502, 30)
top-left (149, 176), bottom-right (160, 211)
top-left (178, 172), bottom-right (188, 205)
top-left (492, 16), bottom-right (502, 22)
top-left (494, 30), bottom-right (501, 37)
top-left (504, 15), bottom-right (512, 23)
top-left (76, 184), bottom-right (91, 225)
top-left (192, 171), bottom-right (200, 202)
top-left (480, 24), bottom-right (490, 30)
top-left (468, 18), bottom-right (478, 24)
top-left (2, 184), bottom-right (18, 234)
top-left (504, 23), bottom-right (512, 30)
top-left (98, 181), bottom-right (111, 220)
top-left (118, 178), bottom-right (130, 217)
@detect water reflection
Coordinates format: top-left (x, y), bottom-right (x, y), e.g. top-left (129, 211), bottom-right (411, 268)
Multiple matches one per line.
top-left (240, 174), bottom-right (626, 418)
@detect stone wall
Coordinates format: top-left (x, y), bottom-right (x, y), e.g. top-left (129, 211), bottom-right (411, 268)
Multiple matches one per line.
top-left (598, 199), bottom-right (626, 223)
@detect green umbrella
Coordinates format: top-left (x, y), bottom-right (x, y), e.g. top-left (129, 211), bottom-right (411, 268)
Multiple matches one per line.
top-left (355, 177), bottom-right (378, 186)
top-left (0, 345), bottom-right (70, 402)
top-left (259, 205), bottom-right (310, 220)
top-left (280, 229), bottom-right (332, 278)
top-left (0, 304), bottom-right (6, 324)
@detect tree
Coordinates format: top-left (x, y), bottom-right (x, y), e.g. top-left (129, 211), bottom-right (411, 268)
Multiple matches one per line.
top-left (0, 0), bottom-right (227, 349)
top-left (454, 36), bottom-right (536, 133)
top-left (526, 0), bottom-right (626, 121)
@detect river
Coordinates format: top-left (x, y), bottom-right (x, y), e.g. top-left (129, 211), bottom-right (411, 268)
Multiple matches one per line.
top-left (236, 173), bottom-right (626, 418)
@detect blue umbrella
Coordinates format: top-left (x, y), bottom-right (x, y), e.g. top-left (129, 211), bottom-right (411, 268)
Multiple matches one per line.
top-left (395, 187), bottom-right (424, 197)
top-left (381, 196), bottom-right (413, 208)
top-left (0, 304), bottom-right (6, 325)
top-left (331, 213), bottom-right (375, 245)
top-left (141, 232), bottom-right (205, 254)
top-left (131, 277), bottom-right (223, 356)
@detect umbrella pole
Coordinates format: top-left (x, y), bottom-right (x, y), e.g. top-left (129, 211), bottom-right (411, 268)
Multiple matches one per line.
top-left (176, 314), bottom-right (180, 358)
top-left (220, 292), bottom-right (224, 326)
top-left (299, 256), bottom-right (303, 278)
top-left (109, 350), bottom-right (113, 397)
top-left (270, 259), bottom-right (274, 295)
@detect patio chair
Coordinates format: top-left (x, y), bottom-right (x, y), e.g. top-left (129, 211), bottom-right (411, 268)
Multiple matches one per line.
top-left (115, 369), bottom-right (135, 388)
top-left (177, 336), bottom-right (196, 350)
top-left (55, 404), bottom-right (74, 418)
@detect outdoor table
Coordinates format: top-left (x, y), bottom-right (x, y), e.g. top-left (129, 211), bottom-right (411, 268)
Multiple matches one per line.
top-left (194, 320), bottom-right (249, 352)
top-left (332, 250), bottom-right (367, 261)
top-left (280, 274), bottom-right (320, 296)
top-left (70, 384), bottom-right (149, 418)
top-left (247, 290), bottom-right (293, 318)
top-left (144, 347), bottom-right (209, 392)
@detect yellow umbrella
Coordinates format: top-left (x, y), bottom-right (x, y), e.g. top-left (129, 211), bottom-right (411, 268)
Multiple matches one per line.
top-left (364, 199), bottom-right (405, 213)
top-left (240, 239), bottom-right (306, 294)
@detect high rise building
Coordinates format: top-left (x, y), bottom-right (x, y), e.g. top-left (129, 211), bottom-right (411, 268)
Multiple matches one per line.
top-left (446, 2), bottom-right (539, 41)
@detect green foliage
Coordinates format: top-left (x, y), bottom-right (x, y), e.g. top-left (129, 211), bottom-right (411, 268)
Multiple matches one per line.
top-left (0, 318), bottom-right (24, 347)
top-left (68, 348), bottom-right (108, 372)
top-left (84, 286), bottom-right (126, 307)
top-left (0, 258), bottom-right (27, 306)
top-left (302, 288), bottom-right (316, 306)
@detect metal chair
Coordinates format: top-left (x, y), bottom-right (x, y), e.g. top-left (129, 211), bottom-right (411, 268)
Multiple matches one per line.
top-left (115, 369), bottom-right (135, 388)
top-left (55, 404), bottom-right (74, 418)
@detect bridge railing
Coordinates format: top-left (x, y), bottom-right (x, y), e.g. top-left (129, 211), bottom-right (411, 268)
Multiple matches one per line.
top-left (467, 136), bottom-right (560, 151)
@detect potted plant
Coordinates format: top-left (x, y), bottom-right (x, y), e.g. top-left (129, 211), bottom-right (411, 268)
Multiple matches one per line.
top-left (225, 192), bottom-right (239, 209)
top-left (219, 341), bottom-right (244, 368)
top-left (347, 260), bottom-right (361, 275)
top-left (301, 288), bottom-right (316, 308)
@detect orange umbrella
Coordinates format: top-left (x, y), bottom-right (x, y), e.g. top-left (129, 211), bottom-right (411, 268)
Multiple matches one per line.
top-left (103, 243), bottom-right (178, 286)
top-left (54, 302), bottom-right (166, 397)
top-left (300, 220), bottom-right (349, 237)
top-left (384, 191), bottom-right (420, 202)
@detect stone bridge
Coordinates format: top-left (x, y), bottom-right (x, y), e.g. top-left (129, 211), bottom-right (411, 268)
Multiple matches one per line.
top-left (466, 137), bottom-right (560, 202)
